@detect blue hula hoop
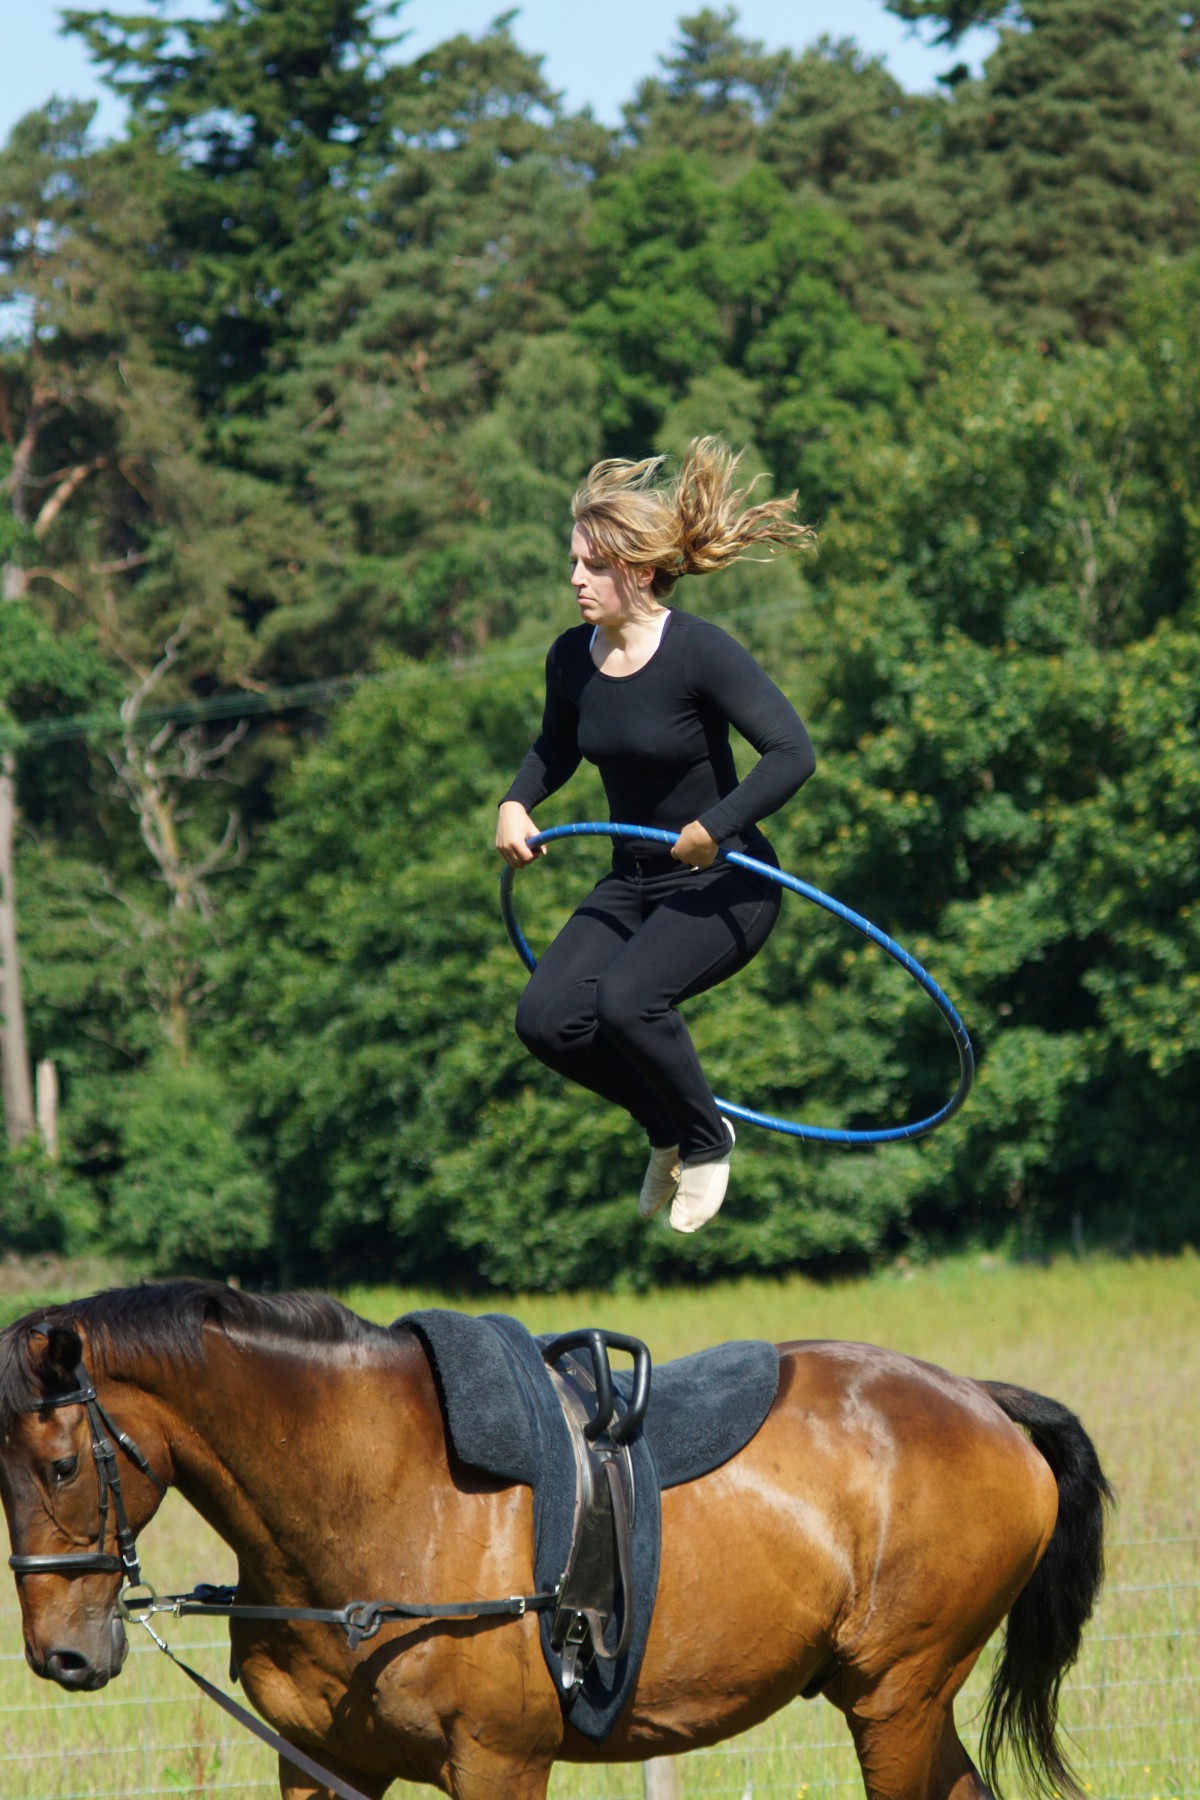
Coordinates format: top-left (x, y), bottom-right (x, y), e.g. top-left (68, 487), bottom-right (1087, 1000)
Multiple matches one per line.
top-left (499, 821), bottom-right (974, 1147)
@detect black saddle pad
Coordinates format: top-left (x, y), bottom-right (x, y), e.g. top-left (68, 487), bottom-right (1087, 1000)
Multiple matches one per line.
top-left (616, 1338), bottom-right (780, 1488)
top-left (398, 1310), bottom-right (779, 1491)
top-left (395, 1310), bottom-right (779, 1741)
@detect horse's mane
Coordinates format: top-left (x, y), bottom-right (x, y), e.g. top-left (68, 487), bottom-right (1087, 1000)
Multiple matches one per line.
top-left (0, 1281), bottom-right (387, 1436)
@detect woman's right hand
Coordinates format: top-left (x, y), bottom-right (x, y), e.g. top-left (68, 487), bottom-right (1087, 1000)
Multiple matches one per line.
top-left (496, 801), bottom-right (544, 867)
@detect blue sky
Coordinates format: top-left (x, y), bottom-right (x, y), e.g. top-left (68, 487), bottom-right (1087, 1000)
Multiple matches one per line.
top-left (6, 0), bottom-right (996, 144)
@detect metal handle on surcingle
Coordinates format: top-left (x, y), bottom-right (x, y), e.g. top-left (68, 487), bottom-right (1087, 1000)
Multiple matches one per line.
top-left (600, 1333), bottom-right (651, 1444)
top-left (542, 1329), bottom-right (616, 1439)
top-left (542, 1328), bottom-right (652, 1443)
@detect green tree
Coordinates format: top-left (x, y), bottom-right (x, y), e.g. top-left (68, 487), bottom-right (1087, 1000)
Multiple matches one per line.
top-left (0, 577), bottom-right (116, 1147)
top-left (107, 1057), bottom-right (272, 1272)
top-left (905, 1), bottom-right (1200, 341)
top-left (0, 90), bottom-right (332, 1055)
top-left (64, 0), bottom-right (401, 421)
top-left (802, 307), bottom-right (1195, 1247)
top-left (1123, 252), bottom-right (1200, 605)
top-left (570, 151), bottom-right (917, 509)
top-left (885, 0), bottom-right (1018, 35)
top-left (0, 87), bottom-right (325, 1255)
top-left (623, 8), bottom-right (790, 163)
top-left (1050, 626), bottom-right (1199, 1243)
top-left (0, 594), bottom-right (116, 1247)
top-left (216, 660), bottom-right (541, 1283)
top-left (759, 41), bottom-right (968, 342)
top-left (248, 23), bottom-right (604, 664)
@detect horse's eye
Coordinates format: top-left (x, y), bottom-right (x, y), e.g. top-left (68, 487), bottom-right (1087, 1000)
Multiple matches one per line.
top-left (50, 1457), bottom-right (79, 1486)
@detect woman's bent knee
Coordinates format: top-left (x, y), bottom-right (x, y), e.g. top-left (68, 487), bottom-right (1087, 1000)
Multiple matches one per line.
top-left (516, 977), bottom-right (592, 1060)
top-left (593, 971), bottom-right (647, 1047)
top-left (514, 988), bottom-right (554, 1057)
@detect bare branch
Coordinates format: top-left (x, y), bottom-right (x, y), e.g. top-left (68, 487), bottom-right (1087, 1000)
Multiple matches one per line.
top-left (24, 564), bottom-right (88, 601)
top-left (147, 720), bottom-right (177, 759)
top-left (192, 807), bottom-right (246, 890)
top-left (177, 717), bottom-right (249, 778)
top-left (119, 616), bottom-right (194, 725)
top-left (4, 390), bottom-right (57, 526)
top-left (116, 457), bottom-right (154, 507)
top-left (302, 399), bottom-right (339, 436)
top-left (96, 551), bottom-right (149, 577)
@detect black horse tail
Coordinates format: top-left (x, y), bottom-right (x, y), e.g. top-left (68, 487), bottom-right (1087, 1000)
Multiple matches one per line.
top-left (978, 1381), bottom-right (1113, 1800)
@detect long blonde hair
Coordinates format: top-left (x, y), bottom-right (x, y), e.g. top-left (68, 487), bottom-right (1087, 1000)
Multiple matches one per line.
top-left (572, 438), bottom-right (813, 600)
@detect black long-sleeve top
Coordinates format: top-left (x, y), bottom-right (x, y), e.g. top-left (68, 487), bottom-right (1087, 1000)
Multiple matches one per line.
top-left (501, 611), bottom-right (815, 855)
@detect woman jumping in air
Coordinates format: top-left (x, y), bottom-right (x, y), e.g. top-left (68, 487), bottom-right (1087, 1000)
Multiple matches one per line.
top-left (496, 439), bottom-right (815, 1232)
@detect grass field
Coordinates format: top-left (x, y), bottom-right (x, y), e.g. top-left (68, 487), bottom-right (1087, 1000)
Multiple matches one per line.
top-left (1, 1250), bottom-right (1196, 1798)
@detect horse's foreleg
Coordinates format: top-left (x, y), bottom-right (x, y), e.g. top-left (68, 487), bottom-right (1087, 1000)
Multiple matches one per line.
top-left (277, 1751), bottom-right (388, 1800)
top-left (440, 1742), bottom-right (552, 1800)
top-left (276, 1732), bottom-right (554, 1800)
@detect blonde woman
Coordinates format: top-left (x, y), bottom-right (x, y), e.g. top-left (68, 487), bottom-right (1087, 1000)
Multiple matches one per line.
top-left (496, 440), bottom-right (815, 1232)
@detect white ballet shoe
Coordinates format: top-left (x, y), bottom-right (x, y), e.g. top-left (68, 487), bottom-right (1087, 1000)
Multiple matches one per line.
top-left (669, 1121), bottom-right (735, 1234)
top-left (638, 1144), bottom-right (682, 1219)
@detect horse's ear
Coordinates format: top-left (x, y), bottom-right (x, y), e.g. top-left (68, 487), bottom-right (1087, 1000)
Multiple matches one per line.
top-left (40, 1324), bottom-right (83, 1390)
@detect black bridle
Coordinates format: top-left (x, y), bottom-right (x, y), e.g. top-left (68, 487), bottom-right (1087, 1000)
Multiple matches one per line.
top-left (6, 1327), bottom-right (166, 1587)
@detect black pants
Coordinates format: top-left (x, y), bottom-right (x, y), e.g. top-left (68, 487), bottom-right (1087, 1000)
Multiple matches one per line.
top-left (515, 850), bottom-right (780, 1163)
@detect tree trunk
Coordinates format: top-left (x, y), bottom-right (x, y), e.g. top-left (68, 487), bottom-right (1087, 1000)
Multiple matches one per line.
top-left (36, 1059), bottom-right (59, 1160)
top-left (0, 749), bottom-right (35, 1145)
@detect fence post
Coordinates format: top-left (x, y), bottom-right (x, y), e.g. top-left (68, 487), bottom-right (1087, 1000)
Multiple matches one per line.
top-left (643, 1757), bottom-right (682, 1799)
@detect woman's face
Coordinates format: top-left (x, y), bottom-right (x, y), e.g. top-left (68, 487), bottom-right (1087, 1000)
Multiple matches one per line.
top-left (569, 526), bottom-right (653, 628)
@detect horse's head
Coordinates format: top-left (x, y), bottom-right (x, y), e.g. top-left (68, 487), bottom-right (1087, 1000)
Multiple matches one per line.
top-left (0, 1316), bottom-right (169, 1691)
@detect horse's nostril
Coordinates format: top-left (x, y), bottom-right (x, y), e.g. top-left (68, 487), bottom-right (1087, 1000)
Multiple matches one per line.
top-left (46, 1648), bottom-right (99, 1689)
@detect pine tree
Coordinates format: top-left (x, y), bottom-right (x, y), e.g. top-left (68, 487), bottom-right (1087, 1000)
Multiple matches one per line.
top-left (64, 0), bottom-right (400, 421)
top-left (0, 96), bottom-right (326, 1066)
top-left (759, 39), bottom-right (970, 341)
top-left (915, 1), bottom-right (1200, 340)
top-left (623, 7), bottom-right (790, 163)
top-left (884, 0), bottom-right (1018, 36)
top-left (247, 21), bottom-right (605, 662)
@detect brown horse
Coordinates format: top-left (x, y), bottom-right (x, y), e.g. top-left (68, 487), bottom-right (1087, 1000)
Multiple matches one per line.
top-left (0, 1282), bottom-right (1110, 1800)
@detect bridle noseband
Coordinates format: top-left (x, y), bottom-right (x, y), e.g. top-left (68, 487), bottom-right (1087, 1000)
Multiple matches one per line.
top-left (7, 1327), bottom-right (166, 1587)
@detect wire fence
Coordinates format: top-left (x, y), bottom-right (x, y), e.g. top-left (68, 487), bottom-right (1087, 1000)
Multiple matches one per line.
top-left (2, 1531), bottom-right (1196, 1799)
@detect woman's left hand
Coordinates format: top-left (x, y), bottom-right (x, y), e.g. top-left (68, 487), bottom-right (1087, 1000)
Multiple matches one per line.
top-left (671, 820), bottom-right (719, 868)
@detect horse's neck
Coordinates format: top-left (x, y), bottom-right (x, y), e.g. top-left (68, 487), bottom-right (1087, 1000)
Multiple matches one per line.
top-left (150, 1329), bottom-right (444, 1598)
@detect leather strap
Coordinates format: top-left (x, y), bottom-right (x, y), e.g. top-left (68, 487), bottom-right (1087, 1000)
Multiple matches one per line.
top-left (128, 1582), bottom-right (559, 1652)
top-left (602, 1455), bottom-right (635, 1661)
top-left (9, 1550), bottom-right (124, 1574)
